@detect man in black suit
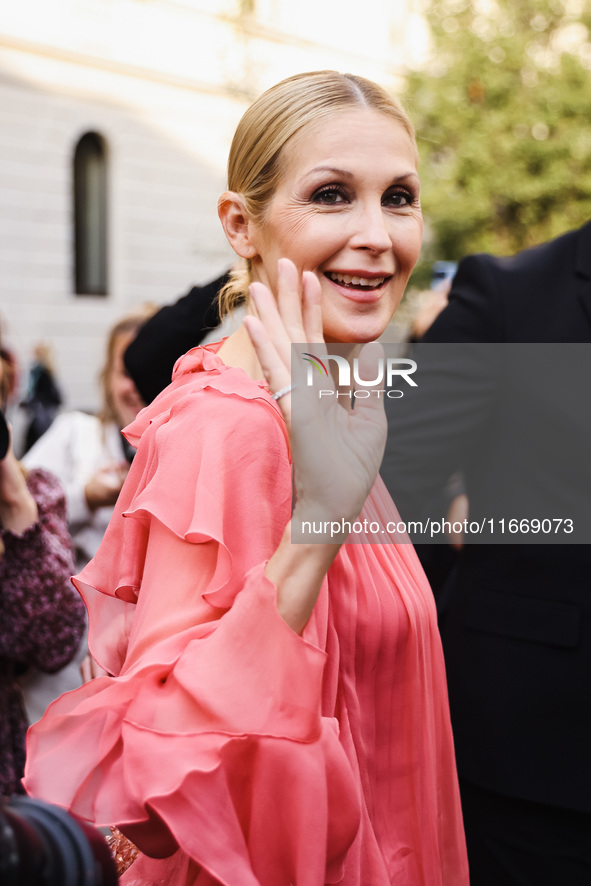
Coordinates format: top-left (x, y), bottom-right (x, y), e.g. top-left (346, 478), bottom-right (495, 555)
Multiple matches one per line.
top-left (382, 220), bottom-right (591, 884)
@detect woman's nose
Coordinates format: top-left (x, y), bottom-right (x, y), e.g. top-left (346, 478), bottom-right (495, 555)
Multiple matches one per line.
top-left (349, 203), bottom-right (391, 254)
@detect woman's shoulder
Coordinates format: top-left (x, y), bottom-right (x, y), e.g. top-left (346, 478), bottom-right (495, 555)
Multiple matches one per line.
top-left (24, 410), bottom-right (102, 451)
top-left (134, 383), bottom-right (289, 475)
top-left (22, 411), bottom-right (107, 479)
top-left (125, 342), bottom-right (286, 452)
top-left (55, 410), bottom-right (102, 436)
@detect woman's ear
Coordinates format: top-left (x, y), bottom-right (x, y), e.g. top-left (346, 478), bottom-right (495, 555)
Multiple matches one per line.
top-left (218, 192), bottom-right (257, 259)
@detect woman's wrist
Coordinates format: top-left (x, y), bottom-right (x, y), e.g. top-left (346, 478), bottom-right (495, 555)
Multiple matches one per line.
top-left (266, 520), bottom-right (342, 635)
top-left (84, 481), bottom-right (98, 512)
top-left (0, 458), bottom-right (39, 534)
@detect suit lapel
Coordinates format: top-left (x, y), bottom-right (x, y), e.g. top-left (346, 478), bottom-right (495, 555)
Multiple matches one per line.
top-left (575, 221), bottom-right (591, 330)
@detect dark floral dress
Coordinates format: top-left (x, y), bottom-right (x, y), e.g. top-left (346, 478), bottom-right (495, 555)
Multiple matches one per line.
top-left (0, 468), bottom-right (86, 798)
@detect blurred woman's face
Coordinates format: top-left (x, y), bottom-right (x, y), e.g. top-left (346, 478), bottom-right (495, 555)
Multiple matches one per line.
top-left (0, 348), bottom-right (12, 409)
top-left (248, 107), bottom-right (423, 343)
top-left (109, 332), bottom-right (145, 429)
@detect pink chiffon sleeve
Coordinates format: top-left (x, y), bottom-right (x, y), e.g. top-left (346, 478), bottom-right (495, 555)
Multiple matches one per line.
top-left (24, 380), bottom-right (360, 885)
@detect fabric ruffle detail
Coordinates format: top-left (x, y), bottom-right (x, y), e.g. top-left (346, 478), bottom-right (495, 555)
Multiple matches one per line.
top-left (25, 565), bottom-right (360, 885)
top-left (124, 341), bottom-right (279, 451)
top-left (24, 339), bottom-right (469, 883)
top-left (69, 356), bottom-right (291, 675)
top-left (22, 344), bottom-right (362, 881)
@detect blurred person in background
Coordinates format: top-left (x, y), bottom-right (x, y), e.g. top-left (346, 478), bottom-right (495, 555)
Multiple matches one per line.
top-left (0, 318), bottom-right (85, 798)
top-left (123, 270), bottom-right (235, 404)
top-left (20, 305), bottom-right (155, 720)
top-left (396, 270), bottom-right (459, 585)
top-left (23, 305), bottom-right (155, 573)
top-left (20, 342), bottom-right (63, 453)
top-left (406, 261), bottom-right (455, 344)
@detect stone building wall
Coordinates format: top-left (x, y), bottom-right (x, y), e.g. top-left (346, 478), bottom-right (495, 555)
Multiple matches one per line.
top-left (0, 0), bottom-right (424, 417)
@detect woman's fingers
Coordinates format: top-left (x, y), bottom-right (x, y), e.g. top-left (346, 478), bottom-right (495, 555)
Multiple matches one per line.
top-left (249, 260), bottom-right (325, 370)
top-left (243, 314), bottom-right (293, 430)
top-left (243, 314), bottom-right (289, 388)
top-left (249, 282), bottom-right (292, 370)
top-left (276, 258), bottom-right (307, 344)
top-left (301, 271), bottom-right (324, 345)
top-left (245, 261), bottom-right (388, 534)
top-left (349, 341), bottom-right (388, 471)
top-left (352, 342), bottom-right (386, 417)
top-left (245, 259), bottom-right (327, 434)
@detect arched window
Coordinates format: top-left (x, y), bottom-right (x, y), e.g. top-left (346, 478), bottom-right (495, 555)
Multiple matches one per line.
top-left (73, 132), bottom-right (108, 296)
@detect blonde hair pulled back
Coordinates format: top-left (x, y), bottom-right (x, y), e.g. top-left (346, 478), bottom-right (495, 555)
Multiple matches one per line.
top-left (218, 70), bottom-right (416, 317)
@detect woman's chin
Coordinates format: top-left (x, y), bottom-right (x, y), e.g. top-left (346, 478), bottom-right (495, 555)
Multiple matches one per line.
top-left (324, 320), bottom-right (391, 346)
top-left (321, 299), bottom-right (401, 345)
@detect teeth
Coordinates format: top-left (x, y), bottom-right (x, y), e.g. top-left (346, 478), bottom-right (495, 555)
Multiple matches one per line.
top-left (328, 272), bottom-right (386, 288)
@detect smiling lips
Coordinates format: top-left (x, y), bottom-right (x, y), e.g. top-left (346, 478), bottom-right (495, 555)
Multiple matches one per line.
top-left (324, 270), bottom-right (392, 301)
top-left (326, 271), bottom-right (391, 289)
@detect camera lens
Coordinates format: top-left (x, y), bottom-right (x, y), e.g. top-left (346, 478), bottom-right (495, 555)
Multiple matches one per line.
top-left (0, 796), bottom-right (117, 886)
top-left (0, 409), bottom-right (9, 460)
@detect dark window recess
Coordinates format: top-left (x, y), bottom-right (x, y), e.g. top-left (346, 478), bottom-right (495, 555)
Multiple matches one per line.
top-left (74, 132), bottom-right (108, 296)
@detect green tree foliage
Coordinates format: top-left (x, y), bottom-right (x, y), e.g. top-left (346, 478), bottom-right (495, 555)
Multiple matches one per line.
top-left (405, 0), bottom-right (591, 279)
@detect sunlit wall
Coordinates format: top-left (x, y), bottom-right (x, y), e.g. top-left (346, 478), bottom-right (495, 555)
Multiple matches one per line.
top-left (0, 0), bottom-right (427, 413)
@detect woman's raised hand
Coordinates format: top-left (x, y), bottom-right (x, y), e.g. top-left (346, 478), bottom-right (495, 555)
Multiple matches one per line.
top-left (244, 258), bottom-right (387, 543)
top-left (244, 258), bottom-right (322, 435)
top-left (0, 422), bottom-right (38, 534)
top-left (85, 462), bottom-right (129, 512)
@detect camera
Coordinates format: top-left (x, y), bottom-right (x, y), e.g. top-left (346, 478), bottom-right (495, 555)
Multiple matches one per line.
top-left (0, 795), bottom-right (117, 886)
top-left (0, 409), bottom-right (9, 460)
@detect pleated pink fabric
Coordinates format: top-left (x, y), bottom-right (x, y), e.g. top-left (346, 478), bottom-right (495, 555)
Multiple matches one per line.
top-left (24, 341), bottom-right (468, 885)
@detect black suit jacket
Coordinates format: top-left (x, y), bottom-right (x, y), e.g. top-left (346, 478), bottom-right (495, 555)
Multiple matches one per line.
top-left (383, 221), bottom-right (591, 812)
top-left (124, 272), bottom-right (230, 404)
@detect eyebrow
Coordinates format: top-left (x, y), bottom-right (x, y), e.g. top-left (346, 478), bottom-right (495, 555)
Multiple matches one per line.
top-left (308, 166), bottom-right (353, 177)
top-left (306, 165), bottom-right (420, 183)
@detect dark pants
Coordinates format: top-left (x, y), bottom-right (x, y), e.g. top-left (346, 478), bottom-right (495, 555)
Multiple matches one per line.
top-left (460, 778), bottom-right (591, 886)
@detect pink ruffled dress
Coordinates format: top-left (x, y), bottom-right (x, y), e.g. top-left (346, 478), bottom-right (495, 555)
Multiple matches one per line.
top-left (24, 342), bottom-right (468, 885)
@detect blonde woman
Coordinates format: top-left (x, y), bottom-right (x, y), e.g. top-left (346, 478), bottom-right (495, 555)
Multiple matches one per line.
top-left (25, 73), bottom-right (468, 885)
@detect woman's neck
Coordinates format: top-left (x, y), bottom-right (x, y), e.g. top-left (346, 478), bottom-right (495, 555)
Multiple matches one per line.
top-left (217, 322), bottom-right (264, 381)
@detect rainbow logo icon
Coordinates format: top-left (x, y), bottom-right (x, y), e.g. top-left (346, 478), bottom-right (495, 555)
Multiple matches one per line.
top-left (302, 352), bottom-right (329, 377)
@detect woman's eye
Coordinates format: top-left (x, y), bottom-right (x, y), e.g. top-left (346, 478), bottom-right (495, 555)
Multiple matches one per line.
top-left (383, 189), bottom-right (415, 207)
top-left (311, 186), bottom-right (348, 205)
